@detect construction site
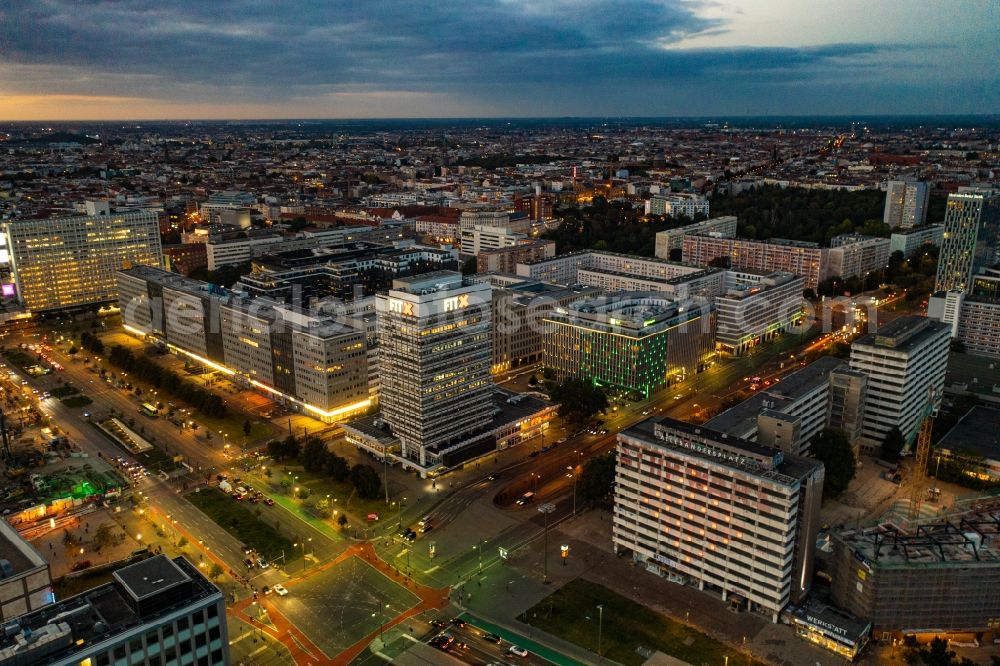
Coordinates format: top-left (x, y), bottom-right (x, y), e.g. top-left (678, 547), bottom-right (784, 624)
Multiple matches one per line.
top-left (823, 386), bottom-right (1000, 645)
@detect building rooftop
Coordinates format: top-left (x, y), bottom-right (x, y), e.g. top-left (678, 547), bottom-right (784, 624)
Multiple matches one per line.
top-left (113, 555), bottom-right (191, 603)
top-left (833, 504), bottom-right (1000, 568)
top-left (938, 405), bottom-right (1000, 461)
top-left (785, 598), bottom-right (872, 646)
top-left (622, 416), bottom-right (821, 484)
top-left (0, 520), bottom-right (48, 579)
top-left (891, 224), bottom-right (944, 236)
top-left (706, 357), bottom-right (844, 436)
top-left (852, 315), bottom-right (949, 352)
top-left (0, 556), bottom-right (220, 666)
top-left (391, 270), bottom-right (467, 293)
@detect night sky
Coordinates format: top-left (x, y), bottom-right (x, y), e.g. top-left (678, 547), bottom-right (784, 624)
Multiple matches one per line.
top-left (1, 0), bottom-right (997, 120)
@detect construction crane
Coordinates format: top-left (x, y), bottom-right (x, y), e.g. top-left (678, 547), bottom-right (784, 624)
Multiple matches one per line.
top-left (904, 388), bottom-right (939, 520)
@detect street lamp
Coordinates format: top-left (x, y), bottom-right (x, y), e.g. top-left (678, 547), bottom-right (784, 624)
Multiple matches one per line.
top-left (396, 496), bottom-right (406, 530)
top-left (597, 604), bottom-right (604, 661)
top-left (538, 503), bottom-right (555, 583)
top-left (474, 538), bottom-right (487, 574)
top-left (567, 466), bottom-right (577, 516)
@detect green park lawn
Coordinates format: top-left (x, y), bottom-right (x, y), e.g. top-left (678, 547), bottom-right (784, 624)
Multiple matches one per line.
top-left (186, 487), bottom-right (296, 563)
top-left (518, 579), bottom-right (765, 666)
top-left (258, 464), bottom-right (396, 525)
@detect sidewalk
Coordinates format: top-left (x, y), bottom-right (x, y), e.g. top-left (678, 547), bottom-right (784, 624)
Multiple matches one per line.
top-left (558, 510), bottom-right (845, 666)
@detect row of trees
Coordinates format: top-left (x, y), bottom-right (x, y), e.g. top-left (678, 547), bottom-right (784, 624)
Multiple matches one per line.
top-left (543, 197), bottom-right (683, 256)
top-left (546, 378), bottom-right (610, 424)
top-left (105, 345), bottom-right (227, 418)
top-left (267, 435), bottom-right (382, 500)
top-left (710, 185), bottom-right (896, 245)
top-left (80, 331), bottom-right (104, 355)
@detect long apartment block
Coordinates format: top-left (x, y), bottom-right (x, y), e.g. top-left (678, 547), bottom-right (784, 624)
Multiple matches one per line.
top-left (2, 202), bottom-right (162, 312)
top-left (682, 234), bottom-right (890, 291)
top-left (613, 417), bottom-right (824, 622)
top-left (117, 265), bottom-right (371, 422)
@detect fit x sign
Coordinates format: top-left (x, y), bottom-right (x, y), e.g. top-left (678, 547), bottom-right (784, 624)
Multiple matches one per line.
top-left (443, 294), bottom-right (470, 312)
top-left (388, 299), bottom-right (415, 316)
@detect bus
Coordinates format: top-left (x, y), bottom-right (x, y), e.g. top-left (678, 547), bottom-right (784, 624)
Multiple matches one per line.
top-left (140, 403), bottom-right (158, 417)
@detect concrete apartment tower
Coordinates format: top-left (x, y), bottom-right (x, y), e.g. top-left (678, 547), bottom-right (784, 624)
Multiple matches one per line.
top-left (849, 316), bottom-right (949, 452)
top-left (883, 180), bottom-right (930, 229)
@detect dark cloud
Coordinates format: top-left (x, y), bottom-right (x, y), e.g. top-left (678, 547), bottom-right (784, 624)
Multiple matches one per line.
top-left (0, 0), bottom-right (994, 115)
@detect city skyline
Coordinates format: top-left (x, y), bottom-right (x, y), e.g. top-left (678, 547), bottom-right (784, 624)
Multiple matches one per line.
top-left (1, 0), bottom-right (998, 120)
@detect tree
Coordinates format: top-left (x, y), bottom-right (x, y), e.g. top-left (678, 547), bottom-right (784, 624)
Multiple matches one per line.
top-left (93, 523), bottom-right (116, 550)
top-left (827, 342), bottom-right (851, 359)
top-left (810, 428), bottom-right (856, 499)
top-left (708, 256), bottom-right (731, 268)
top-left (299, 437), bottom-right (327, 473)
top-left (881, 427), bottom-right (906, 462)
top-left (349, 464), bottom-right (382, 500)
top-left (315, 498), bottom-right (331, 517)
top-left (461, 256), bottom-right (478, 275)
top-left (266, 439), bottom-right (283, 460)
top-left (281, 435), bottom-right (301, 460)
top-left (208, 563), bottom-right (224, 581)
top-left (547, 378), bottom-right (609, 424)
top-left (337, 513), bottom-right (349, 529)
top-left (579, 452), bottom-right (616, 504)
top-left (323, 451), bottom-right (351, 482)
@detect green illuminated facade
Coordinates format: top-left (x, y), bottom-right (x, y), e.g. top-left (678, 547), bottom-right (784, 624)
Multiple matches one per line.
top-left (542, 293), bottom-right (715, 397)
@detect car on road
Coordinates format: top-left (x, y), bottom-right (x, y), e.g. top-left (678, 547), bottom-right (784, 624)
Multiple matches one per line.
top-left (515, 491), bottom-right (534, 506)
top-left (242, 558), bottom-right (254, 569)
top-left (673, 394), bottom-right (682, 400)
top-left (404, 529), bottom-right (417, 542)
top-left (257, 558), bottom-right (269, 569)
top-left (263, 498), bottom-right (275, 506)
top-left (272, 584), bottom-right (288, 596)
top-left (430, 619), bottom-right (447, 629)
top-left (508, 645), bottom-right (529, 657)
top-left (483, 632), bottom-right (502, 644)
top-left (486, 472), bottom-right (499, 481)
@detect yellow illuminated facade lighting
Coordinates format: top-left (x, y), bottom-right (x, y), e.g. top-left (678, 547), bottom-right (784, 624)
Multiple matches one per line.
top-left (126, 327), bottom-right (368, 421)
